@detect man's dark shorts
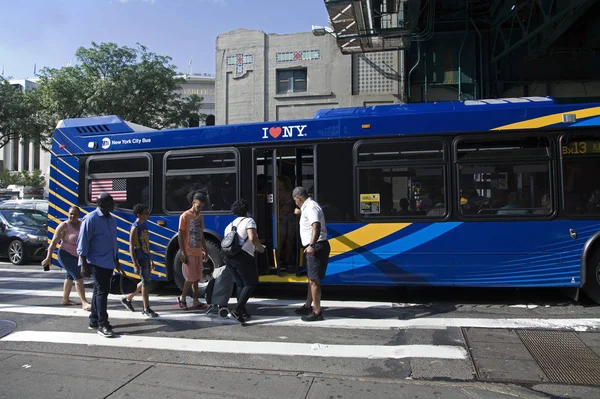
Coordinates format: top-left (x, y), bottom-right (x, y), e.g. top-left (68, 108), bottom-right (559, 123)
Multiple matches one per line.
top-left (306, 241), bottom-right (331, 281)
top-left (138, 258), bottom-right (152, 287)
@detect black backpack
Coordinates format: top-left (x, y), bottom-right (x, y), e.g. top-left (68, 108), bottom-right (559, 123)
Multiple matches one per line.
top-left (221, 217), bottom-right (248, 257)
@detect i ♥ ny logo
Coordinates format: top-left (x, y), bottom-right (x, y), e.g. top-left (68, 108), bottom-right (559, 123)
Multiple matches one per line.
top-left (262, 124), bottom-right (307, 139)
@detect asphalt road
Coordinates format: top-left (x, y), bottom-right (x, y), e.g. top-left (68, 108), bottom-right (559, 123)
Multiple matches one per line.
top-left (1, 262), bottom-right (600, 399)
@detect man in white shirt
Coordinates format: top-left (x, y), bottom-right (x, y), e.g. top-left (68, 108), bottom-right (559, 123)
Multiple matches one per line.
top-left (292, 186), bottom-right (330, 322)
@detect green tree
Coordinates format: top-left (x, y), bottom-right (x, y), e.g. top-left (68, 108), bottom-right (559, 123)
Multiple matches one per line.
top-left (33, 42), bottom-right (205, 132)
top-left (0, 169), bottom-right (20, 188)
top-left (18, 169), bottom-right (46, 189)
top-left (0, 77), bottom-right (47, 150)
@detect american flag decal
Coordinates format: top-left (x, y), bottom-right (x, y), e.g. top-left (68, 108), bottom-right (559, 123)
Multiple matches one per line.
top-left (90, 179), bottom-right (127, 202)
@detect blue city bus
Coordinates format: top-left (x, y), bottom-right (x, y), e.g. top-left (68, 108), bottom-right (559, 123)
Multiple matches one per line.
top-left (48, 96), bottom-right (600, 303)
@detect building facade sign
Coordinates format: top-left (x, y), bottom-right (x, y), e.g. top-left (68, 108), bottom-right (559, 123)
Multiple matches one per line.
top-left (276, 50), bottom-right (321, 63)
top-left (226, 54), bottom-right (254, 78)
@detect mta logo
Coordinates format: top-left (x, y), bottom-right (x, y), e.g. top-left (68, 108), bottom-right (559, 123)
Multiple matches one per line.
top-left (261, 125), bottom-right (307, 139)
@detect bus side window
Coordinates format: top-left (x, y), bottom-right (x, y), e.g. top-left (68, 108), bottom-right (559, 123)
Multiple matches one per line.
top-left (456, 136), bottom-right (552, 218)
top-left (562, 135), bottom-right (600, 216)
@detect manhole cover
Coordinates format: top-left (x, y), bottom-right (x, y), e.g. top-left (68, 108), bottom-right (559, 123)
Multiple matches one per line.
top-left (0, 320), bottom-right (16, 338)
top-left (517, 330), bottom-right (600, 386)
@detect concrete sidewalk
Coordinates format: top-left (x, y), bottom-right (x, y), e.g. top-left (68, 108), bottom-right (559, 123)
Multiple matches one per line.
top-left (0, 350), bottom-right (598, 399)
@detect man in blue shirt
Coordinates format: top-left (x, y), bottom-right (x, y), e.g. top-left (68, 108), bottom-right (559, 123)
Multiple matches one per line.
top-left (77, 193), bottom-right (122, 338)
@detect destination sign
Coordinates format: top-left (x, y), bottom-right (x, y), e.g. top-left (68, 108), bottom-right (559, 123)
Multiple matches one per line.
top-left (562, 141), bottom-right (600, 156)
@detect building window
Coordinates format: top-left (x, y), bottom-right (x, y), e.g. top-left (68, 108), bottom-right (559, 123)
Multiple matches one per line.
top-left (276, 69), bottom-right (307, 94)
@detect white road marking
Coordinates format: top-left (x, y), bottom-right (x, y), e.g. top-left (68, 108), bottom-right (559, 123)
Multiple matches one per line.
top-left (0, 268), bottom-right (64, 274)
top-left (0, 287), bottom-right (410, 309)
top-left (0, 277), bottom-right (69, 284)
top-left (0, 303), bottom-right (598, 331)
top-left (1, 330), bottom-right (468, 360)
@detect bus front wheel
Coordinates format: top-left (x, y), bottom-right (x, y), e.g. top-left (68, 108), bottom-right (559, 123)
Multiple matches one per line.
top-left (173, 240), bottom-right (224, 291)
top-left (583, 253), bottom-right (600, 304)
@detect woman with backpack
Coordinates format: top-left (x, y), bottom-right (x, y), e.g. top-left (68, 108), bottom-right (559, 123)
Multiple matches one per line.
top-left (222, 199), bottom-right (265, 323)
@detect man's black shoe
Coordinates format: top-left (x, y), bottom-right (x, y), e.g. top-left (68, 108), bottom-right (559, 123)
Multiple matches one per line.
top-left (97, 326), bottom-right (116, 338)
top-left (89, 322), bottom-right (112, 330)
top-left (301, 312), bottom-right (324, 322)
top-left (294, 304), bottom-right (312, 315)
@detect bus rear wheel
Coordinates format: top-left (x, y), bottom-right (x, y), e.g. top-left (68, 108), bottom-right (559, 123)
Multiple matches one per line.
top-left (173, 240), bottom-right (223, 291)
top-left (583, 253), bottom-right (600, 304)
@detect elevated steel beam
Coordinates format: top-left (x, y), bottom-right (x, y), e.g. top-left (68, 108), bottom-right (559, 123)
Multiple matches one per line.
top-left (491, 0), bottom-right (595, 63)
top-left (534, 0), bottom-right (596, 54)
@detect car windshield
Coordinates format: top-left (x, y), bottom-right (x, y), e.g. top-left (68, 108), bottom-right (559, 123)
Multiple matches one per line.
top-left (0, 209), bottom-right (47, 228)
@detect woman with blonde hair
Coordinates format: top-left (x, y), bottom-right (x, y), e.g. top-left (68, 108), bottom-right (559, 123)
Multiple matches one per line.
top-left (42, 206), bottom-right (91, 311)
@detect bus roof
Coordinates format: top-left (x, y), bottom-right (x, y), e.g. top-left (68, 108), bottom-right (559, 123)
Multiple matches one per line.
top-left (51, 97), bottom-right (600, 156)
top-left (313, 97), bottom-right (556, 119)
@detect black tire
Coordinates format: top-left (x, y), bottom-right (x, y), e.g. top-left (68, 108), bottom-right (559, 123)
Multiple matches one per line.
top-left (173, 240), bottom-right (224, 291)
top-left (583, 253), bottom-right (600, 304)
top-left (8, 240), bottom-right (26, 265)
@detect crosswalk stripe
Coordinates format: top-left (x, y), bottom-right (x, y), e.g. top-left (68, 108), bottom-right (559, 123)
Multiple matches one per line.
top-left (0, 286), bottom-right (409, 309)
top-left (1, 303), bottom-right (599, 331)
top-left (0, 277), bottom-right (68, 284)
top-left (0, 268), bottom-right (64, 274)
top-left (0, 330), bottom-right (468, 360)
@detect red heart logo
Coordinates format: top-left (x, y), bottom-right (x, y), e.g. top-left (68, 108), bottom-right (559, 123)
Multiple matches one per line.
top-left (269, 127), bottom-right (282, 138)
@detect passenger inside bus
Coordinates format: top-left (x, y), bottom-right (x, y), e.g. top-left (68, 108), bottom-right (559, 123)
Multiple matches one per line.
top-left (277, 175), bottom-right (296, 271)
top-left (533, 192), bottom-right (551, 215)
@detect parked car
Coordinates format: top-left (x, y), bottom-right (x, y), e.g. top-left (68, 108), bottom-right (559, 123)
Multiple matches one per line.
top-left (0, 199), bottom-right (48, 214)
top-left (0, 209), bottom-right (48, 265)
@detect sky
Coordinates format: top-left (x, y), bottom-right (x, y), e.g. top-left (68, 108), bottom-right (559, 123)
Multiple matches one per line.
top-left (0, 0), bottom-right (331, 79)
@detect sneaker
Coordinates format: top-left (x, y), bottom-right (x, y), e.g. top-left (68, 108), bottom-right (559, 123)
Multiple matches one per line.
top-left (120, 297), bottom-right (135, 312)
top-left (90, 322), bottom-right (112, 330)
top-left (97, 326), bottom-right (116, 338)
top-left (301, 312), bottom-right (324, 322)
top-left (294, 304), bottom-right (312, 315)
top-left (241, 312), bottom-right (251, 321)
top-left (177, 296), bottom-right (188, 310)
top-left (142, 308), bottom-right (159, 318)
top-left (229, 310), bottom-right (246, 323)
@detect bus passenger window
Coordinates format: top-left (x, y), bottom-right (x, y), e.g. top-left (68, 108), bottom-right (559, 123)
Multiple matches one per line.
top-left (355, 139), bottom-right (446, 219)
top-left (562, 135), bottom-right (600, 216)
top-left (164, 150), bottom-right (238, 213)
top-left (86, 155), bottom-right (152, 212)
top-left (456, 136), bottom-right (552, 218)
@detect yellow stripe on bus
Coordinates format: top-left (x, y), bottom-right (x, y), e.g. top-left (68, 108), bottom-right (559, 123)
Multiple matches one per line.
top-left (51, 152), bottom-right (80, 175)
top-left (48, 214), bottom-right (62, 225)
top-left (49, 176), bottom-right (78, 199)
top-left (49, 189), bottom-right (168, 250)
top-left (50, 164), bottom-right (79, 186)
top-left (328, 223), bottom-right (411, 258)
top-left (48, 201), bottom-right (70, 218)
top-left (259, 275), bottom-right (309, 283)
top-left (494, 106), bottom-right (600, 130)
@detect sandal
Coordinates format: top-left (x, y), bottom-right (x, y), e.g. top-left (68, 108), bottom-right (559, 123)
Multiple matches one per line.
top-left (177, 296), bottom-right (188, 310)
top-left (82, 303), bottom-right (92, 311)
top-left (62, 300), bottom-right (79, 306)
